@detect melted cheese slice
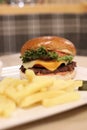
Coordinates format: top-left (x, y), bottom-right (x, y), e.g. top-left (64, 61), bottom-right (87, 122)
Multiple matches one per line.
top-left (23, 60), bottom-right (67, 71)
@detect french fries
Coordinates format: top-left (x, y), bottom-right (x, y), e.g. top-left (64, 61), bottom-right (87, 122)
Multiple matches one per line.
top-left (19, 90), bottom-right (65, 108)
top-left (0, 95), bottom-right (16, 117)
top-left (0, 70), bottom-right (83, 117)
top-left (42, 92), bottom-right (80, 107)
top-left (5, 77), bottom-right (53, 104)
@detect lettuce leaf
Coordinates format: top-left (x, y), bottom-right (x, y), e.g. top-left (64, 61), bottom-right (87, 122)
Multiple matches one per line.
top-left (20, 46), bottom-right (73, 63)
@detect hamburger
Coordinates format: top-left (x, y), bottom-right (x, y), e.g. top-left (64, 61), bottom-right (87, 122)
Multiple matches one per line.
top-left (20, 36), bottom-right (76, 79)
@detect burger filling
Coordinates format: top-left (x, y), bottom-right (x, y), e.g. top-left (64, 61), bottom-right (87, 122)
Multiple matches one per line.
top-left (20, 62), bottom-right (76, 75)
top-left (20, 46), bottom-right (76, 75)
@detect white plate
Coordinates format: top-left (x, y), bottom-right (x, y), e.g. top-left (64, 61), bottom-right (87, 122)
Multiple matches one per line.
top-left (0, 66), bottom-right (87, 130)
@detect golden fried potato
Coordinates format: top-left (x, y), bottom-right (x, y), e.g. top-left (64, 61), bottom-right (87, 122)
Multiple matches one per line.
top-left (19, 90), bottom-right (65, 108)
top-left (0, 69), bottom-right (83, 117)
top-left (42, 91), bottom-right (80, 107)
top-left (4, 77), bottom-right (53, 104)
top-left (0, 94), bottom-right (16, 117)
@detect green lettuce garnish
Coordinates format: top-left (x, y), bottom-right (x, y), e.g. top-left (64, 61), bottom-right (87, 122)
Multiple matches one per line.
top-left (58, 55), bottom-right (73, 62)
top-left (20, 46), bottom-right (73, 63)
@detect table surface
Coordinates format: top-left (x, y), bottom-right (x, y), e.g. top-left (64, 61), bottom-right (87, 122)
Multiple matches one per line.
top-left (0, 53), bottom-right (87, 130)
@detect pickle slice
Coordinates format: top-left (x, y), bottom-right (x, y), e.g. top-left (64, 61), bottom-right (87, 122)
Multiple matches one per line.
top-left (79, 81), bottom-right (87, 91)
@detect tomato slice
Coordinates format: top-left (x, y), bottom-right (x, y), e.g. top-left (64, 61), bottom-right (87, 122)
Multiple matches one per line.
top-left (55, 50), bottom-right (69, 57)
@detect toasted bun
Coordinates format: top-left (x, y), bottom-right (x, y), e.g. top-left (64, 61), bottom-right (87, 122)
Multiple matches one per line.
top-left (21, 36), bottom-right (76, 56)
top-left (20, 69), bottom-right (76, 80)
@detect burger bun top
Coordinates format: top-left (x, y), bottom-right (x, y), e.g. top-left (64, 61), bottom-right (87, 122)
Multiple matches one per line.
top-left (21, 36), bottom-right (76, 56)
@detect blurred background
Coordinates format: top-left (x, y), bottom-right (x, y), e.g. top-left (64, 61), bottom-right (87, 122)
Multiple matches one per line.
top-left (0, 0), bottom-right (87, 56)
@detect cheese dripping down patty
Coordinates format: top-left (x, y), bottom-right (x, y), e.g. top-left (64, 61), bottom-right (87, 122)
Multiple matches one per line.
top-left (23, 60), bottom-right (68, 71)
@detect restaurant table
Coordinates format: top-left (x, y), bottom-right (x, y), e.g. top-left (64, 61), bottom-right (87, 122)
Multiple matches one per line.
top-left (0, 53), bottom-right (87, 130)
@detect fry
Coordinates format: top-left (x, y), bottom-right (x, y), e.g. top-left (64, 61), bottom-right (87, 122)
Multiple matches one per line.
top-left (25, 69), bottom-right (35, 82)
top-left (50, 79), bottom-right (83, 91)
top-left (42, 92), bottom-right (80, 107)
top-left (0, 94), bottom-right (16, 117)
top-left (19, 90), bottom-right (65, 108)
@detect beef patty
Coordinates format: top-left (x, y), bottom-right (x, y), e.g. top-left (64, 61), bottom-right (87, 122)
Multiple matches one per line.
top-left (20, 61), bottom-right (76, 75)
